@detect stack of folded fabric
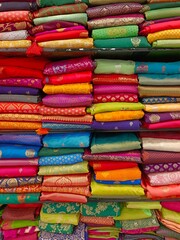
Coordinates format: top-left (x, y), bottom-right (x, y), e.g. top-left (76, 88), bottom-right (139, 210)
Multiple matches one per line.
top-left (87, 3), bottom-right (151, 48)
top-left (141, 131), bottom-right (180, 200)
top-left (0, 1), bottom-right (36, 50)
top-left (116, 202), bottom-right (160, 238)
top-left (0, 133), bottom-right (42, 204)
top-left (1, 204), bottom-right (41, 240)
top-left (38, 132), bottom-right (91, 203)
top-left (31, 1), bottom-right (93, 52)
top-left (88, 59), bottom-right (144, 131)
top-left (140, 2), bottom-right (180, 48)
top-left (88, 132), bottom-right (145, 199)
top-left (156, 202), bottom-right (180, 239)
top-left (41, 57), bottom-right (94, 131)
top-left (80, 201), bottom-right (121, 239)
top-left (39, 202), bottom-right (87, 240)
top-left (138, 61), bottom-right (180, 130)
top-left (0, 57), bottom-right (48, 131)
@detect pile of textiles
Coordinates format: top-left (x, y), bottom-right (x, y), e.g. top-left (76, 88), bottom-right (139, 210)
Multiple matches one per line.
top-left (86, 132), bottom-right (145, 199)
top-left (80, 201), bottom-right (121, 239)
top-left (88, 59), bottom-right (144, 131)
top-left (0, 133), bottom-right (42, 204)
top-left (87, 3), bottom-right (151, 48)
top-left (41, 57), bottom-right (94, 131)
top-left (138, 61), bottom-right (180, 130)
top-left (156, 202), bottom-right (180, 239)
top-left (1, 204), bottom-right (41, 240)
top-left (140, 1), bottom-right (180, 48)
top-left (31, 1), bottom-right (93, 52)
top-left (0, 57), bottom-right (48, 131)
top-left (0, 0), bottom-right (37, 50)
top-left (38, 132), bottom-right (91, 203)
top-left (141, 131), bottom-right (180, 200)
top-left (39, 202), bottom-right (87, 240)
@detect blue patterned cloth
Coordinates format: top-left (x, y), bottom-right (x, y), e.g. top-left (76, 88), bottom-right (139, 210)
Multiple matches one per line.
top-left (42, 123), bottom-right (92, 130)
top-left (43, 132), bottom-right (91, 148)
top-left (94, 177), bottom-right (141, 185)
top-left (0, 144), bottom-right (40, 158)
top-left (141, 97), bottom-right (179, 104)
top-left (0, 134), bottom-right (42, 146)
top-left (39, 153), bottom-right (83, 166)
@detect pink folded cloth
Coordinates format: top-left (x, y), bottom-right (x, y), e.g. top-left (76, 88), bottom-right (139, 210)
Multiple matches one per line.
top-left (161, 202), bottom-right (180, 213)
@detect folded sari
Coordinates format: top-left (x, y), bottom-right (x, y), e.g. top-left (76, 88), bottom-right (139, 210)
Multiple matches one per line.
top-left (39, 153), bottom-right (83, 166)
top-left (142, 150), bottom-right (180, 164)
top-left (43, 124), bottom-right (90, 131)
top-left (38, 161), bottom-right (89, 176)
top-left (0, 30), bottom-right (29, 41)
top-left (0, 95), bottom-right (41, 103)
top-left (0, 22), bottom-right (32, 32)
top-left (37, 0), bottom-right (89, 7)
top-left (83, 149), bottom-right (141, 163)
top-left (0, 11), bottom-right (32, 23)
top-left (0, 40), bottom-right (31, 48)
top-left (0, 67), bottom-right (43, 79)
top-left (90, 161), bottom-right (137, 171)
top-left (94, 85), bottom-right (138, 95)
top-left (44, 71), bottom-right (92, 85)
top-left (144, 120), bottom-right (180, 129)
top-left (39, 223), bottom-right (86, 240)
top-left (95, 178), bottom-right (141, 185)
top-left (0, 144), bottom-right (40, 158)
top-left (145, 103), bottom-right (180, 113)
top-left (87, 3), bottom-right (142, 19)
top-left (94, 36), bottom-right (151, 48)
top-left (93, 93), bottom-right (138, 103)
top-left (34, 13), bottom-right (87, 26)
top-left (42, 202), bottom-right (80, 214)
top-left (42, 174), bottom-right (90, 187)
top-left (40, 192), bottom-right (87, 203)
top-left (91, 178), bottom-right (145, 197)
top-left (94, 59), bottom-right (135, 75)
top-left (0, 122), bottom-right (42, 130)
top-left (88, 14), bottom-right (144, 30)
top-left (0, 86), bottom-right (40, 95)
top-left (88, 102), bottom-right (144, 115)
top-left (153, 39), bottom-right (180, 48)
top-left (161, 208), bottom-right (180, 225)
top-left (38, 38), bottom-right (93, 49)
top-left (0, 114), bottom-right (42, 122)
top-left (126, 201), bottom-right (161, 209)
top-left (142, 138), bottom-right (180, 152)
top-left (44, 57), bottom-right (94, 75)
top-left (40, 106), bottom-right (86, 116)
top-left (89, 0), bottom-right (146, 5)
top-left (145, 7), bottom-right (180, 20)
top-left (139, 86), bottom-right (180, 97)
top-left (147, 171), bottom-right (180, 186)
top-left (0, 176), bottom-right (42, 188)
top-left (0, 166), bottom-right (38, 178)
top-left (30, 20), bottom-right (81, 35)
top-left (0, 184), bottom-right (41, 193)
top-left (143, 162), bottom-right (180, 174)
top-left (43, 83), bottom-right (92, 94)
top-left (95, 111), bottom-right (144, 122)
top-left (156, 225), bottom-right (180, 239)
top-left (92, 25), bottom-right (138, 40)
top-left (3, 226), bottom-right (39, 240)
top-left (144, 112), bottom-right (180, 124)
top-left (0, 159), bottom-right (39, 167)
top-left (2, 219), bottom-right (39, 230)
top-left (43, 94), bottom-right (93, 108)
top-left (42, 186), bottom-right (90, 196)
top-left (39, 147), bottom-right (84, 157)
top-left (95, 167), bottom-right (141, 181)
top-left (43, 132), bottom-right (90, 148)
top-left (42, 114), bottom-right (93, 124)
top-left (34, 3), bottom-right (88, 18)
top-left (39, 221), bottom-right (73, 234)
top-left (0, 134), bottom-right (41, 146)
top-left (80, 215), bottom-right (114, 226)
top-left (91, 133), bottom-right (141, 154)
top-left (2, 206), bottom-right (37, 221)
top-left (142, 97), bottom-right (180, 104)
top-left (142, 179), bottom-right (180, 199)
top-left (140, 20), bottom-right (180, 35)
top-left (92, 120), bottom-right (141, 130)
top-left (139, 74), bottom-right (180, 86)
top-left (40, 210), bottom-right (80, 225)
top-left (93, 74), bottom-right (138, 85)
top-left (148, 29), bottom-right (180, 44)
top-left (143, 2), bottom-right (180, 11)
top-left (161, 202), bottom-right (180, 213)
top-left (81, 201), bottom-right (121, 217)
top-left (0, 78), bottom-right (42, 88)
top-left (0, 2), bottom-right (37, 11)
top-left (0, 193), bottom-right (40, 204)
